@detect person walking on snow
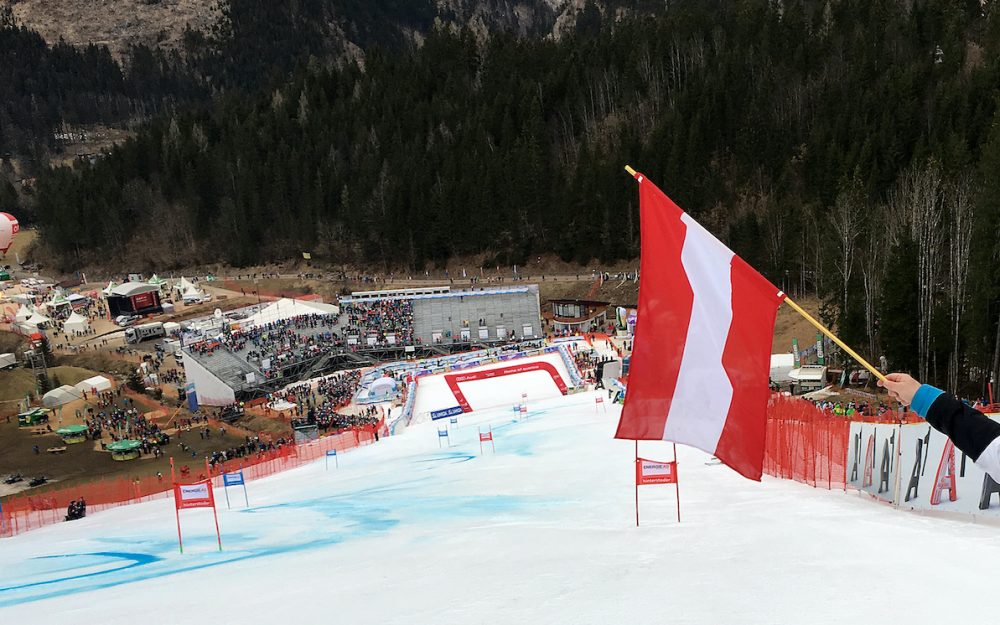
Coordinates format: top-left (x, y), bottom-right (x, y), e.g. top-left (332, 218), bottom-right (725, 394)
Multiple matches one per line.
top-left (879, 373), bottom-right (1000, 481)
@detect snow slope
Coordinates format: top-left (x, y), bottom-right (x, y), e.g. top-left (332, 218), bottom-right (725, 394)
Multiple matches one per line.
top-left (411, 352), bottom-right (571, 420)
top-left (1, 391), bottom-right (998, 624)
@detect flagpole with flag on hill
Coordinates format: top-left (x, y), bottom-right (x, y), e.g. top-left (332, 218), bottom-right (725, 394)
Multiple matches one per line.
top-left (617, 165), bottom-right (886, 482)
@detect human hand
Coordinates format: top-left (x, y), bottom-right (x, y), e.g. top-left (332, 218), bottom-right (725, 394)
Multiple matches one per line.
top-left (877, 373), bottom-right (922, 406)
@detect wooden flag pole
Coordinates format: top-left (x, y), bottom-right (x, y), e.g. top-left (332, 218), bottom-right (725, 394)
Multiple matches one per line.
top-left (622, 163), bottom-right (886, 383)
top-left (781, 296), bottom-right (886, 383)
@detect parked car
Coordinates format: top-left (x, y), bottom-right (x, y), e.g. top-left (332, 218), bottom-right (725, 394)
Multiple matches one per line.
top-left (115, 315), bottom-right (140, 327)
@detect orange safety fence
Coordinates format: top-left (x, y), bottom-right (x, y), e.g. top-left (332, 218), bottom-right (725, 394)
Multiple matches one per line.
top-left (0, 419), bottom-right (387, 538)
top-left (764, 394), bottom-right (921, 490)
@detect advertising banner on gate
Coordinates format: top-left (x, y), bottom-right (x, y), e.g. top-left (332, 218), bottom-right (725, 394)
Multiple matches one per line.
top-left (431, 406), bottom-right (464, 420)
top-left (636, 458), bottom-right (678, 485)
top-left (174, 480), bottom-right (215, 510)
top-left (223, 471), bottom-right (245, 487)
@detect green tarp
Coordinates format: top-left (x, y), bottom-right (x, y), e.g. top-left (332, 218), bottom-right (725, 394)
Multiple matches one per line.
top-left (56, 424), bottom-right (88, 435)
top-left (107, 440), bottom-right (142, 451)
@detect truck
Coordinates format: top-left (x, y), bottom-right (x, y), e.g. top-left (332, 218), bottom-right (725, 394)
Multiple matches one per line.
top-left (125, 322), bottom-right (165, 344)
top-left (0, 352), bottom-right (16, 370)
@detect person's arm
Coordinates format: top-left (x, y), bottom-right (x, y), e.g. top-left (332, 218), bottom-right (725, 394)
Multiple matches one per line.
top-left (880, 373), bottom-right (1000, 480)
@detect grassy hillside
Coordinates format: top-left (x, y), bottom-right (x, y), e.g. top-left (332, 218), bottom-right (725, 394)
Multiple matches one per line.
top-left (0, 365), bottom-right (100, 403)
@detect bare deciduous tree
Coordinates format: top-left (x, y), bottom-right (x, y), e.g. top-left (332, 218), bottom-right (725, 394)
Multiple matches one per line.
top-left (829, 179), bottom-right (866, 322)
top-left (900, 161), bottom-right (944, 382)
top-left (947, 176), bottom-right (974, 393)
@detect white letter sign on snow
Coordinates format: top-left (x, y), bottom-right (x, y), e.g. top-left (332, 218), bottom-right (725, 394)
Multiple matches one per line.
top-left (615, 171), bottom-right (784, 481)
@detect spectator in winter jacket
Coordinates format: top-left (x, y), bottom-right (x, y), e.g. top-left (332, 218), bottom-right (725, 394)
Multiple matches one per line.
top-left (879, 373), bottom-right (1000, 481)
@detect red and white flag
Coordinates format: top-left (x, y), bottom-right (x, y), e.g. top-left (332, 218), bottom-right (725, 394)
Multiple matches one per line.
top-left (615, 172), bottom-right (784, 480)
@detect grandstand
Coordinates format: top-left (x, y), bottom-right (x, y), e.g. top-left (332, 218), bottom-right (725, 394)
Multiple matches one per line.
top-left (181, 286), bottom-right (543, 406)
top-left (343, 284), bottom-right (542, 345)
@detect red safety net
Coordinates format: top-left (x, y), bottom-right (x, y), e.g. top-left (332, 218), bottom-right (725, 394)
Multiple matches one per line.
top-left (764, 394), bottom-right (920, 489)
top-left (0, 419), bottom-right (386, 538)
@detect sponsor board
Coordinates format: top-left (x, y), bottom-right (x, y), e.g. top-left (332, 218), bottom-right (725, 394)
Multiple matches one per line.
top-left (431, 406), bottom-right (464, 420)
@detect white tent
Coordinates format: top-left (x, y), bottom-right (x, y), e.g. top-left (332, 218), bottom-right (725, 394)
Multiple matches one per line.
top-left (43, 385), bottom-right (81, 408)
top-left (102, 281), bottom-right (117, 296)
top-left (241, 298), bottom-right (339, 329)
top-left (25, 312), bottom-right (50, 327)
top-left (182, 286), bottom-right (204, 302)
top-left (177, 277), bottom-right (197, 292)
top-left (366, 376), bottom-right (398, 400)
top-left (14, 304), bottom-right (32, 322)
top-left (75, 375), bottom-right (113, 394)
top-left (64, 311), bottom-right (90, 334)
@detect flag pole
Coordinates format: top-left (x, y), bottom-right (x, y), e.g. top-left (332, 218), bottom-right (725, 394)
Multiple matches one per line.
top-left (780, 296), bottom-right (885, 383)
top-left (622, 163), bottom-right (886, 383)
top-left (635, 441), bottom-right (640, 527)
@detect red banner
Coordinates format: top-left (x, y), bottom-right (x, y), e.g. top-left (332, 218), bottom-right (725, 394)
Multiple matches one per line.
top-left (173, 480), bottom-right (215, 510)
top-left (636, 458), bottom-right (678, 485)
top-left (444, 360), bottom-right (568, 413)
top-left (133, 291), bottom-right (156, 310)
top-left (479, 431), bottom-right (493, 441)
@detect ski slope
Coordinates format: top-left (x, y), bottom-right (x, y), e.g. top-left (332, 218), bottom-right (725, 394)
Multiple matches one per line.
top-left (411, 352), bottom-right (572, 420)
top-left (1, 390), bottom-right (998, 624)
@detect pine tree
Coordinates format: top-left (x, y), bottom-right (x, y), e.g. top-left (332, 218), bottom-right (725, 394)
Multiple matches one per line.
top-left (126, 368), bottom-right (145, 393)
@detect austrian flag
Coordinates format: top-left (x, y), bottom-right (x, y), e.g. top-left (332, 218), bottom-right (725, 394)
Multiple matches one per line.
top-left (615, 172), bottom-right (785, 480)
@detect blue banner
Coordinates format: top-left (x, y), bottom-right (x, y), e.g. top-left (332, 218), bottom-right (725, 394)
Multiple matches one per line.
top-left (449, 417), bottom-right (458, 424)
top-left (431, 406), bottom-right (464, 420)
top-left (223, 471), bottom-right (244, 486)
top-left (437, 429), bottom-right (449, 437)
top-left (185, 382), bottom-right (198, 413)
top-left (326, 449), bottom-right (337, 456)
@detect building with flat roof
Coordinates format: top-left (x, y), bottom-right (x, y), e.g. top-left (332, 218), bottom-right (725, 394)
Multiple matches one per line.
top-left (546, 299), bottom-right (610, 334)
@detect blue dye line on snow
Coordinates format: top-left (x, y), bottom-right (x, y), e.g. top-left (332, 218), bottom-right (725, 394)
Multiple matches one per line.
top-left (0, 400), bottom-right (583, 608)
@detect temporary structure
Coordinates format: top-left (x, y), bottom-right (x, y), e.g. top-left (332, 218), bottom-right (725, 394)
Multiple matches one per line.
top-left (14, 304), bottom-right (32, 322)
top-left (182, 286), bottom-right (204, 302)
top-left (102, 281), bottom-right (117, 296)
top-left (66, 293), bottom-right (89, 306)
top-left (64, 311), bottom-right (90, 334)
top-left (107, 439), bottom-right (142, 461)
top-left (47, 292), bottom-right (70, 309)
top-left (25, 312), bottom-right (50, 327)
top-left (56, 424), bottom-right (89, 444)
top-left (148, 274), bottom-right (167, 288)
top-left (43, 385), bottom-right (81, 408)
top-left (75, 375), bottom-right (113, 394)
top-left (242, 297), bottom-right (338, 329)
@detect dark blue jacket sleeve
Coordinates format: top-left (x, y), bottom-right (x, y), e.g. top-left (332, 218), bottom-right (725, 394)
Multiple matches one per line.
top-left (922, 390), bottom-right (1000, 461)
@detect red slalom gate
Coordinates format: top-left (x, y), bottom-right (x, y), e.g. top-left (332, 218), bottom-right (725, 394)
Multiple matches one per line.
top-left (478, 427), bottom-right (495, 454)
top-left (634, 441), bottom-right (680, 525)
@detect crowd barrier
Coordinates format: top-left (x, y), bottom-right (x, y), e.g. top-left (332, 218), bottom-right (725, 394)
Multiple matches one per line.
top-left (764, 395), bottom-right (920, 490)
top-left (0, 420), bottom-right (386, 538)
top-left (845, 414), bottom-right (1000, 519)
